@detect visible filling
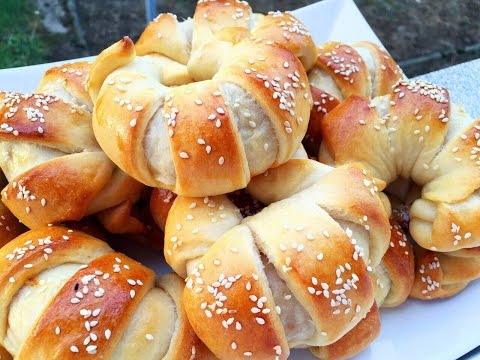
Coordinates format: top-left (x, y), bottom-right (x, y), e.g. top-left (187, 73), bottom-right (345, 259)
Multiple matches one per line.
top-left (4, 264), bottom-right (81, 355)
top-left (371, 262), bottom-right (391, 307)
top-left (263, 259), bottom-right (315, 348)
top-left (220, 82), bottom-right (278, 176)
top-left (111, 288), bottom-right (176, 360)
top-left (308, 67), bottom-right (343, 101)
top-left (145, 102), bottom-right (176, 186)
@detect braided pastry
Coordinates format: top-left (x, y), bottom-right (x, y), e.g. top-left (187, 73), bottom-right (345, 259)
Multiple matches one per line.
top-left (317, 78), bottom-right (480, 298)
top-left (155, 161), bottom-right (390, 358)
top-left (304, 41), bottom-right (404, 156)
top-left (135, 1), bottom-right (316, 81)
top-left (0, 62), bottom-right (144, 229)
top-left (247, 159), bottom-right (414, 307)
top-left (410, 246), bottom-right (480, 299)
top-left (0, 227), bottom-right (215, 359)
top-left (88, 35), bottom-right (312, 197)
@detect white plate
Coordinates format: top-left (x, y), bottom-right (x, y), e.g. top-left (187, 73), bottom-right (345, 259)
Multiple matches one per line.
top-left (0, 1), bottom-right (478, 359)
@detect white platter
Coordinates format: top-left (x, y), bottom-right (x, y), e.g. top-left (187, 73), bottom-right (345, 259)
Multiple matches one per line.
top-left (0, 0), bottom-right (478, 359)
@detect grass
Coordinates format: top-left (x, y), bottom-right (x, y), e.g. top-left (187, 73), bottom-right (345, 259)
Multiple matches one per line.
top-left (0, 0), bottom-right (45, 68)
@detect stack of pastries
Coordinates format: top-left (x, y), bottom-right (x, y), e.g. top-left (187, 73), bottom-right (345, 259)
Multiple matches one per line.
top-left (0, 1), bottom-right (478, 359)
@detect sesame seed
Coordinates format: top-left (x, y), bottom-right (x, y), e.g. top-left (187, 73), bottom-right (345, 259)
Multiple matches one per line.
top-left (146, 334), bottom-right (154, 341)
top-left (218, 156), bottom-right (225, 165)
top-left (179, 152), bottom-right (189, 159)
top-left (255, 317), bottom-right (265, 325)
top-left (70, 346), bottom-right (79, 353)
top-left (129, 118), bottom-right (137, 127)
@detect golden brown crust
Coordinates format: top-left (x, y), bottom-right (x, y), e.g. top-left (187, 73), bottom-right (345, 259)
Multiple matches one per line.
top-left (410, 246), bottom-right (480, 300)
top-left (158, 274), bottom-right (217, 360)
top-left (37, 61), bottom-right (92, 110)
top-left (0, 227), bottom-right (113, 339)
top-left (0, 346), bottom-right (11, 360)
top-left (88, 36), bottom-right (136, 102)
top-left (165, 195), bottom-right (242, 278)
top-left (19, 252), bottom-right (155, 359)
top-left (166, 81), bottom-right (249, 196)
top-left (0, 201), bottom-right (26, 248)
top-left (136, 13), bottom-right (191, 64)
top-left (93, 69), bottom-right (166, 188)
top-left (187, 0), bottom-right (252, 81)
top-left (0, 63), bottom-right (144, 229)
top-left (150, 188), bottom-right (177, 231)
top-left (244, 195), bottom-right (375, 346)
top-left (184, 225), bottom-right (289, 360)
top-left (319, 95), bottom-right (396, 182)
top-left (303, 87), bottom-right (340, 156)
top-left (164, 162), bottom-right (388, 356)
top-left (216, 38), bottom-right (312, 165)
top-left (96, 200), bottom-right (146, 234)
top-left (381, 220), bottom-right (414, 307)
top-left (0, 227), bottom-right (217, 358)
top-left (92, 36), bottom-right (311, 196)
top-left (314, 42), bottom-right (371, 99)
top-left (248, 160), bottom-right (389, 267)
top-left (247, 159), bottom-right (334, 204)
top-left (0, 91), bottom-right (97, 152)
top-left (251, 11), bottom-right (316, 71)
top-left (2, 152), bottom-right (115, 228)
top-left (87, 168), bottom-right (144, 216)
top-left (310, 303), bottom-right (380, 360)
top-left (352, 41), bottom-right (403, 97)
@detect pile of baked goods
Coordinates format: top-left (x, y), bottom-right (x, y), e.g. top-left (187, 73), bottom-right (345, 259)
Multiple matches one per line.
top-left (0, 1), bottom-right (478, 359)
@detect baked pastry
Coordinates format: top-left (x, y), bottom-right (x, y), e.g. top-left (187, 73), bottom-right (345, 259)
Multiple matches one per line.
top-left (0, 62), bottom-right (144, 230)
top-left (158, 161), bottom-right (390, 358)
top-left (0, 172), bottom-right (25, 248)
top-left (247, 159), bottom-right (415, 308)
top-left (305, 41), bottom-right (404, 156)
top-left (88, 1), bottom-right (315, 197)
top-left (135, 1), bottom-right (316, 81)
top-left (317, 78), bottom-right (480, 298)
top-left (0, 227), bottom-right (214, 359)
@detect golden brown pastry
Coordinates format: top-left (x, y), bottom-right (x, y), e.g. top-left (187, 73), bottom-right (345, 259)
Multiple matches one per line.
top-left (89, 36), bottom-right (312, 197)
top-left (0, 227), bottom-right (215, 359)
top-left (304, 41), bottom-right (404, 156)
top-left (317, 78), bottom-right (480, 298)
top-left (0, 62), bottom-right (144, 230)
top-left (0, 171), bottom-right (26, 247)
top-left (158, 161), bottom-right (390, 358)
top-left (411, 246), bottom-right (480, 300)
top-left (135, 2), bottom-right (316, 81)
top-left (87, 0), bottom-right (317, 197)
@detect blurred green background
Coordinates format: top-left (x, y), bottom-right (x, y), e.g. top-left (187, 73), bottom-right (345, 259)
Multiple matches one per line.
top-left (1, 0), bottom-right (479, 76)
